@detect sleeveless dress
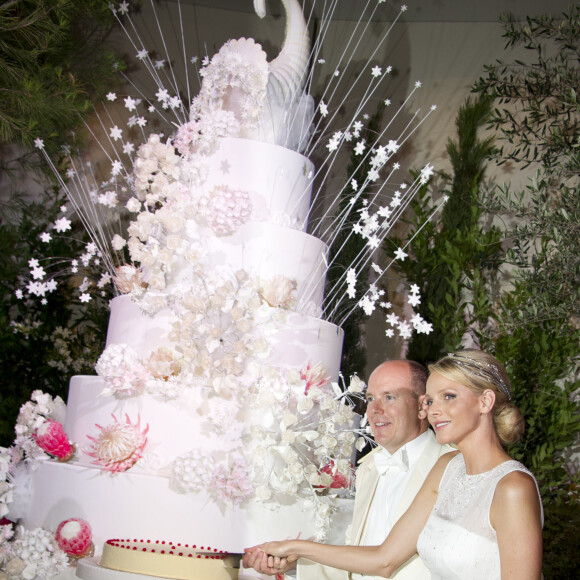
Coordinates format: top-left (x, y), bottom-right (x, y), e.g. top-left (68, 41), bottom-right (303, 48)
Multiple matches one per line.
top-left (416, 454), bottom-right (542, 579)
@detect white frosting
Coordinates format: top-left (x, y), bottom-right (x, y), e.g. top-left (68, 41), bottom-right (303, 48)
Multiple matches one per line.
top-left (21, 461), bottom-right (351, 553)
top-left (64, 375), bottom-right (237, 474)
top-left (188, 138), bottom-right (314, 228)
top-left (167, 221), bottom-right (328, 312)
top-left (105, 295), bottom-right (343, 378)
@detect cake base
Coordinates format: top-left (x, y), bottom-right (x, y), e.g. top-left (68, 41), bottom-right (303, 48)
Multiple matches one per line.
top-left (98, 540), bottom-right (239, 580)
top-left (76, 557), bottom-right (276, 579)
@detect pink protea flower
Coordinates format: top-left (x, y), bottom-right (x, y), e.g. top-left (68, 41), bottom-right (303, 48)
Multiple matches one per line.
top-left (300, 362), bottom-right (331, 395)
top-left (55, 518), bottom-right (94, 559)
top-left (33, 420), bottom-right (75, 462)
top-left (85, 414), bottom-right (148, 473)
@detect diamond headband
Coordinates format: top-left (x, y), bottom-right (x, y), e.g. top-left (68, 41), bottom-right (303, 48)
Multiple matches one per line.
top-left (447, 353), bottom-right (511, 401)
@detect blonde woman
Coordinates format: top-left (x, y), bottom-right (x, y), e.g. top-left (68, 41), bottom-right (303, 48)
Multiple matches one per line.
top-left (245, 350), bottom-right (543, 579)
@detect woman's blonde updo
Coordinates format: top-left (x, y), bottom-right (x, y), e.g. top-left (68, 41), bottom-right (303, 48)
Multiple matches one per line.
top-left (429, 349), bottom-right (525, 445)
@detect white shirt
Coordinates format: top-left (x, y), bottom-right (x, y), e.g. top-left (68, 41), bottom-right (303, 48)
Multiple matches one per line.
top-left (354, 430), bottom-right (431, 578)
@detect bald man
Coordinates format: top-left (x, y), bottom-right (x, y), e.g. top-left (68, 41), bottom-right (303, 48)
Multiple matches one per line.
top-left (243, 360), bottom-right (453, 579)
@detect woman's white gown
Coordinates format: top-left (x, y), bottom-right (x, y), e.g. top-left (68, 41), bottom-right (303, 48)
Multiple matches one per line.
top-left (417, 454), bottom-right (542, 579)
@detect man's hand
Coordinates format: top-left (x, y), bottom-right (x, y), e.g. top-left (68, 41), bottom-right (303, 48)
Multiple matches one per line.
top-left (243, 546), bottom-right (297, 575)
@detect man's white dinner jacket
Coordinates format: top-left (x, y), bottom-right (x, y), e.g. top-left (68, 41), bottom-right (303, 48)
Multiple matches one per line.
top-left (297, 430), bottom-right (452, 580)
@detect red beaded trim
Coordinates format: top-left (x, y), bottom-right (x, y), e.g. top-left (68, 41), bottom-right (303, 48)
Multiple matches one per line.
top-left (105, 539), bottom-right (229, 559)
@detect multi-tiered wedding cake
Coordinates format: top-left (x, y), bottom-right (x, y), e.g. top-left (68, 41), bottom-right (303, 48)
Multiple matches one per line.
top-left (15, 0), bottom-right (362, 573)
top-left (3, 1), bottom-right (440, 578)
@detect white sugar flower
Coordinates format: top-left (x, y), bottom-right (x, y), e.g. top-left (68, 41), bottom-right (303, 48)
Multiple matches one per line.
top-left (348, 375), bottom-right (366, 393)
top-left (394, 247), bottom-right (407, 261)
top-left (408, 293), bottom-right (421, 307)
top-left (354, 140), bottom-right (366, 155)
top-left (125, 198), bottom-right (141, 212)
top-left (398, 321), bottom-right (412, 339)
top-left (54, 217), bottom-right (71, 233)
top-left (109, 125), bottom-right (122, 140)
top-left (96, 344), bottom-right (148, 398)
top-left (111, 234), bottom-right (127, 251)
top-left (124, 96), bottom-right (137, 111)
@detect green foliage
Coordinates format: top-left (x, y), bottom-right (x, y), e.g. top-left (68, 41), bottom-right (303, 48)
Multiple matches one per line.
top-left (542, 494), bottom-right (580, 580)
top-left (398, 6), bottom-right (580, 576)
top-left (392, 95), bottom-right (503, 365)
top-left (0, 190), bottom-right (110, 446)
top-left (473, 7), bottom-right (580, 567)
top-left (0, 0), bottom-right (123, 446)
top-left (473, 5), bottom-right (580, 172)
top-left (0, 0), bottom-right (122, 153)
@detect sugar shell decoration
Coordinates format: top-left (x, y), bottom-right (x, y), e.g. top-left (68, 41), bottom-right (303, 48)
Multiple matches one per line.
top-left (33, 419), bottom-right (75, 462)
top-left (55, 518), bottom-right (94, 559)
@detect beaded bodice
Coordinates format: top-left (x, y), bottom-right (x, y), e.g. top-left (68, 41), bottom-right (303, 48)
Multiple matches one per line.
top-left (417, 454), bottom-right (539, 580)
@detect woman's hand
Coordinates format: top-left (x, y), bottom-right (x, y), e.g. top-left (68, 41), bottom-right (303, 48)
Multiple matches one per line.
top-left (243, 544), bottom-right (297, 575)
top-left (244, 541), bottom-right (299, 572)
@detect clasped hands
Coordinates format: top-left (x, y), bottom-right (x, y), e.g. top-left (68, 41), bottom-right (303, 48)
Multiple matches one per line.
top-left (243, 541), bottom-right (298, 575)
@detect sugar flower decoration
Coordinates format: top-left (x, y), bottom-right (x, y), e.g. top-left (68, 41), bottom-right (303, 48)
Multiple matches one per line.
top-left (7, 527), bottom-right (68, 578)
top-left (145, 347), bottom-right (182, 381)
top-left (172, 450), bottom-right (253, 506)
top-left (112, 265), bottom-right (145, 294)
top-left (96, 344), bottom-right (148, 398)
top-left (13, 391), bottom-right (67, 465)
top-left (258, 275), bottom-right (297, 309)
top-left (300, 362), bottom-right (331, 394)
top-left (194, 37), bottom-right (268, 131)
top-left (55, 518), bottom-right (94, 559)
top-left (33, 420), bottom-right (75, 462)
top-left (317, 460), bottom-right (354, 489)
top-left (197, 185), bottom-right (252, 236)
top-left (85, 414), bottom-right (148, 473)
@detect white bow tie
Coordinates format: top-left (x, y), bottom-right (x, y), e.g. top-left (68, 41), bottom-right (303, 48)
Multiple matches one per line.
top-left (374, 448), bottom-right (409, 474)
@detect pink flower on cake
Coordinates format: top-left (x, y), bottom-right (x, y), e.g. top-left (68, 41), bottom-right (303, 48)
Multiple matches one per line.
top-left (33, 420), bottom-right (75, 462)
top-left (55, 518), bottom-right (94, 559)
top-left (85, 414), bottom-right (148, 473)
top-left (258, 275), bottom-right (297, 309)
top-left (198, 185), bottom-right (252, 236)
top-left (300, 362), bottom-right (331, 394)
top-left (318, 460), bottom-right (354, 490)
top-left (210, 457), bottom-right (254, 505)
